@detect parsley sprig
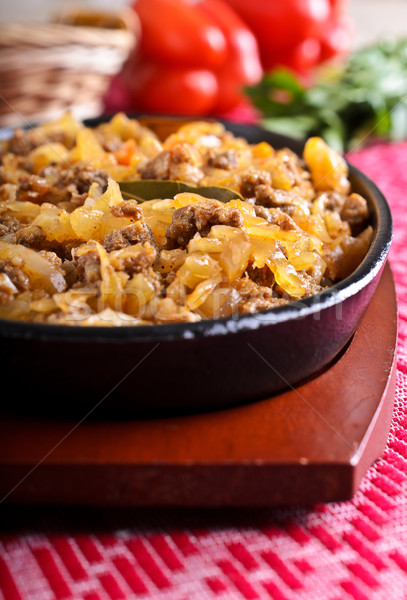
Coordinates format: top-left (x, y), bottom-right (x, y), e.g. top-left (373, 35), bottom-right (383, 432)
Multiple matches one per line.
top-left (245, 37), bottom-right (407, 152)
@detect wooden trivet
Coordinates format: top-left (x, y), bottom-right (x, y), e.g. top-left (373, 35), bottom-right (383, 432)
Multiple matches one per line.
top-left (0, 263), bottom-right (397, 507)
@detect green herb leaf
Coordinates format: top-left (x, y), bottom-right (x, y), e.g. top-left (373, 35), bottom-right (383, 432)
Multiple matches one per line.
top-left (245, 36), bottom-right (407, 151)
top-left (261, 115), bottom-right (318, 140)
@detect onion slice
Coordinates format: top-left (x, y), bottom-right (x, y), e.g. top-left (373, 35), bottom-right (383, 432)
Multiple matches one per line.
top-left (0, 242), bottom-right (66, 294)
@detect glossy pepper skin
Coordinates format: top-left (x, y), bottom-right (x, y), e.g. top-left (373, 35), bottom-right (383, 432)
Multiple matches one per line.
top-left (133, 0), bottom-right (227, 69)
top-left (223, 0), bottom-right (354, 73)
top-left (113, 0), bottom-right (263, 116)
top-left (198, 0), bottom-right (263, 113)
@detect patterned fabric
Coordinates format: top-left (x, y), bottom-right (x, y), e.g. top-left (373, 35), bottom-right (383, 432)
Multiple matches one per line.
top-left (1, 139), bottom-right (407, 600)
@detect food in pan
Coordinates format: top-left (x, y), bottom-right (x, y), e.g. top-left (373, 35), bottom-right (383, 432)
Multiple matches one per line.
top-left (0, 113), bottom-right (372, 325)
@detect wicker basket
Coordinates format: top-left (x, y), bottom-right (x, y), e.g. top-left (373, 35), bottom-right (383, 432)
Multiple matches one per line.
top-left (0, 8), bottom-right (139, 128)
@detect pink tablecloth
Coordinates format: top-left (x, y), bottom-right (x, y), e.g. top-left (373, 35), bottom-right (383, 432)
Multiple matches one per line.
top-left (1, 138), bottom-right (407, 600)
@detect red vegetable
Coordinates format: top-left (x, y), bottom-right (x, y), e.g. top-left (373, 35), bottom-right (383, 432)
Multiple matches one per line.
top-left (105, 0), bottom-right (354, 116)
top-left (223, 0), bottom-right (353, 72)
top-left (223, 0), bottom-right (330, 60)
top-left (126, 55), bottom-right (219, 115)
top-left (111, 0), bottom-right (263, 116)
top-left (132, 0), bottom-right (227, 69)
top-left (266, 38), bottom-right (322, 74)
top-left (199, 0), bottom-right (263, 112)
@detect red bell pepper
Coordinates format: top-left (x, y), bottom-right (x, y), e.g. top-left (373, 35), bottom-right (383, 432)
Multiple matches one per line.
top-left (223, 0), bottom-right (353, 72)
top-left (110, 0), bottom-right (263, 116)
top-left (104, 0), bottom-right (354, 116)
top-left (199, 0), bottom-right (263, 113)
top-left (132, 0), bottom-right (227, 69)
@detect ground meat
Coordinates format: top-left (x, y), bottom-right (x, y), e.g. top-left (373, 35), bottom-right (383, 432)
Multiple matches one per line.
top-left (240, 168), bottom-right (272, 198)
top-left (138, 145), bottom-right (203, 184)
top-left (207, 150), bottom-right (238, 170)
top-left (103, 221), bottom-right (155, 253)
top-left (47, 131), bottom-right (74, 148)
top-left (253, 185), bottom-right (300, 213)
top-left (170, 143), bottom-right (197, 165)
top-left (265, 185), bottom-right (292, 210)
top-left (37, 165), bottom-right (59, 178)
top-left (17, 175), bottom-right (56, 205)
top-left (6, 128), bottom-right (77, 157)
top-left (269, 209), bottom-right (298, 231)
top-left (6, 129), bottom-right (41, 156)
top-left (317, 191), bottom-right (346, 213)
top-left (340, 193), bottom-right (369, 232)
top-left (127, 247), bottom-right (157, 274)
top-left (253, 183), bottom-right (275, 206)
top-left (0, 157), bottom-right (34, 184)
top-left (246, 265), bottom-right (275, 287)
top-left (165, 199), bottom-right (244, 249)
top-left (254, 205), bottom-right (274, 223)
top-left (56, 165), bottom-right (109, 195)
top-left (254, 204), bottom-right (297, 232)
top-left (234, 277), bottom-right (285, 313)
top-left (0, 258), bottom-right (30, 291)
top-left (25, 165), bottom-right (110, 207)
top-left (16, 225), bottom-right (45, 249)
top-left (110, 200), bottom-right (143, 220)
top-left (108, 242), bottom-right (158, 276)
top-left (0, 215), bottom-right (21, 237)
top-left (74, 251), bottom-right (101, 284)
top-left (100, 137), bottom-right (122, 153)
top-left (138, 150), bottom-right (171, 180)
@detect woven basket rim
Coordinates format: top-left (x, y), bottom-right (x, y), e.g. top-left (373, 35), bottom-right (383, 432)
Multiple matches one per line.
top-left (0, 25), bottom-right (136, 48)
top-left (0, 7), bottom-right (140, 49)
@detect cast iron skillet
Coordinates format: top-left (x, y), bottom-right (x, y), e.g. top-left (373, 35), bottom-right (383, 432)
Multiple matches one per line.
top-left (0, 116), bottom-right (393, 419)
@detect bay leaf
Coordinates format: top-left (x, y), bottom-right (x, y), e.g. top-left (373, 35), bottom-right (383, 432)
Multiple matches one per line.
top-left (119, 180), bottom-right (244, 203)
